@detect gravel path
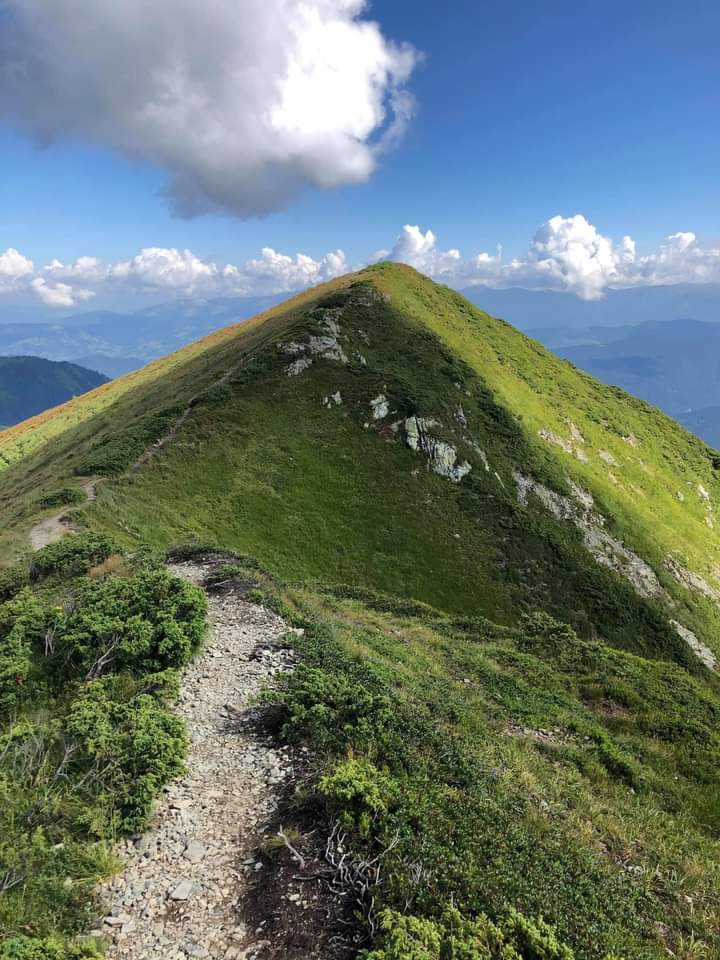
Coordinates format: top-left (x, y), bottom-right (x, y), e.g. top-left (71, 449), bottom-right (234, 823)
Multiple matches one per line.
top-left (99, 560), bottom-right (295, 960)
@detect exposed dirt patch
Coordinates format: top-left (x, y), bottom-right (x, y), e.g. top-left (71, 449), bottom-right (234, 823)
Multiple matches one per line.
top-left (29, 512), bottom-right (73, 551)
top-left (505, 723), bottom-right (574, 745)
top-left (29, 477), bottom-right (100, 550)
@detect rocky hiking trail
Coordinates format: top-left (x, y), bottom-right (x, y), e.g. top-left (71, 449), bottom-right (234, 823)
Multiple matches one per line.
top-left (98, 558), bottom-right (358, 960)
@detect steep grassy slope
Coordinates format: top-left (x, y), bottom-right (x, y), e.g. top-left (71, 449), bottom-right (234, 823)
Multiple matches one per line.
top-left (2, 264), bottom-right (720, 958)
top-left (0, 356), bottom-right (108, 427)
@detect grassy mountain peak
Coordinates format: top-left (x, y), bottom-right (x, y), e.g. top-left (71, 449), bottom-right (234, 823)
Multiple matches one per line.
top-left (2, 263), bottom-right (719, 665)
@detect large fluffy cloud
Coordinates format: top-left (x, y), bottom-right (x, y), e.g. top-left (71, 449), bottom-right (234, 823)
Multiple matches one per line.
top-left (0, 248), bottom-right (34, 291)
top-left (0, 0), bottom-right (417, 217)
top-left (239, 248), bottom-right (348, 293)
top-left (2, 215), bottom-right (720, 308)
top-left (31, 277), bottom-right (94, 308)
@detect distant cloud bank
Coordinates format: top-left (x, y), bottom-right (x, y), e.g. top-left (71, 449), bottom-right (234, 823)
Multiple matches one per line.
top-left (391, 217), bottom-right (720, 300)
top-left (2, 216), bottom-right (720, 308)
top-left (0, 0), bottom-right (417, 217)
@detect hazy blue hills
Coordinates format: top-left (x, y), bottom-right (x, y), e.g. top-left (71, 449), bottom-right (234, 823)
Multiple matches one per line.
top-left (556, 318), bottom-right (720, 420)
top-left (463, 282), bottom-right (720, 333)
top-left (0, 294), bottom-right (285, 377)
top-left (0, 356), bottom-right (108, 426)
top-left (679, 406), bottom-right (720, 447)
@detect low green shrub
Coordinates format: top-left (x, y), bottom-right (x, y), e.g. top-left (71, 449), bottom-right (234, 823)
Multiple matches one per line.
top-left (191, 383), bottom-right (232, 407)
top-left (0, 590), bottom-right (45, 715)
top-left (271, 661), bottom-right (393, 754)
top-left (364, 906), bottom-right (576, 960)
top-left (67, 683), bottom-right (187, 831)
top-left (73, 433), bottom-right (145, 477)
top-left (37, 489), bottom-right (85, 510)
top-left (165, 541), bottom-right (221, 561)
top-left (319, 758), bottom-right (397, 835)
top-left (74, 406), bottom-right (183, 477)
top-left (0, 550), bottom-right (208, 944)
top-left (29, 534), bottom-right (118, 582)
top-left (517, 612), bottom-right (598, 670)
top-left (50, 567), bottom-right (206, 679)
top-left (0, 564), bottom-right (28, 602)
top-left (207, 563), bottom-right (252, 582)
top-left (0, 936), bottom-right (101, 959)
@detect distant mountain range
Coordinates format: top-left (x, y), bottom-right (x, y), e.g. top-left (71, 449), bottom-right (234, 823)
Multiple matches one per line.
top-left (0, 294), bottom-right (284, 377)
top-left (463, 282), bottom-right (720, 332)
top-left (678, 406), bottom-right (720, 447)
top-left (0, 356), bottom-right (108, 426)
top-left (463, 285), bottom-right (720, 446)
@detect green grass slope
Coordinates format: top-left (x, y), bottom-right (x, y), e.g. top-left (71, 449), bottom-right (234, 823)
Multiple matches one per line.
top-left (2, 264), bottom-right (720, 958)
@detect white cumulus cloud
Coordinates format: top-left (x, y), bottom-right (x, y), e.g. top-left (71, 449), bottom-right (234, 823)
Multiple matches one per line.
top-left (0, 0), bottom-right (417, 218)
top-left (31, 277), bottom-right (94, 307)
top-left (389, 217), bottom-right (720, 300)
top-left (515, 214), bottom-right (625, 300)
top-left (110, 249), bottom-right (220, 292)
top-left (240, 247), bottom-right (349, 294)
top-left (0, 243), bottom-right (349, 307)
top-left (390, 225), bottom-right (496, 284)
top-left (0, 247), bottom-right (34, 290)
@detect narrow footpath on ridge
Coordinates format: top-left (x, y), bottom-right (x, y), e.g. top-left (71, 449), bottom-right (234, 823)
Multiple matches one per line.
top-left (98, 557), bottom-right (358, 960)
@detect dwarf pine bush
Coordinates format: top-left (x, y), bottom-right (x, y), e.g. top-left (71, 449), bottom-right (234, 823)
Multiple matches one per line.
top-left (0, 547), bottom-right (207, 943)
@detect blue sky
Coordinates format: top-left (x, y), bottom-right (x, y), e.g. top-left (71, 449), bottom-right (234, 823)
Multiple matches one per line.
top-left (0, 0), bottom-right (718, 309)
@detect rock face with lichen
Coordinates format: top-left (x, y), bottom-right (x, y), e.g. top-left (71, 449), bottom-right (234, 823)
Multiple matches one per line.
top-left (404, 416), bottom-right (472, 483)
top-left (514, 471), bottom-right (663, 599)
top-left (277, 307), bottom-right (350, 376)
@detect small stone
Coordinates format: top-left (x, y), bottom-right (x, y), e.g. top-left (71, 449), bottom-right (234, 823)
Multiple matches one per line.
top-left (134, 835), bottom-right (151, 854)
top-left (169, 880), bottom-right (195, 901)
top-left (185, 944), bottom-right (209, 958)
top-left (183, 840), bottom-right (205, 864)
